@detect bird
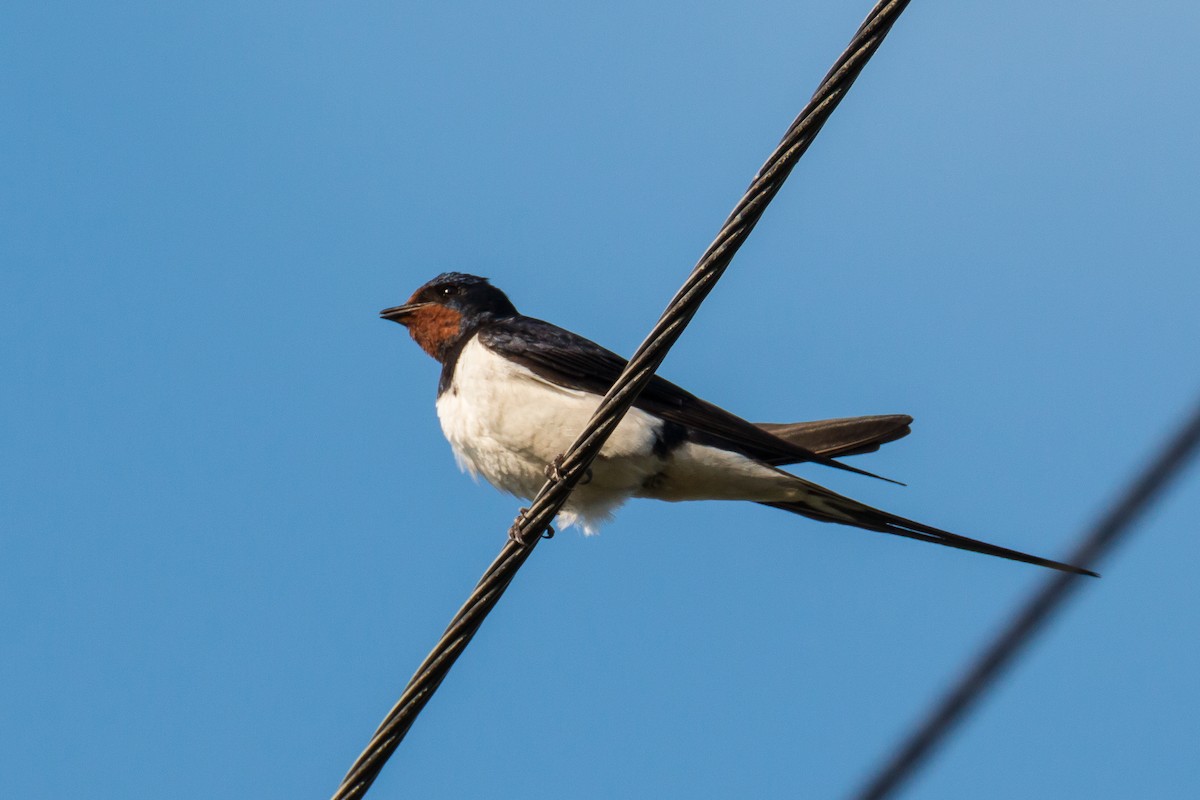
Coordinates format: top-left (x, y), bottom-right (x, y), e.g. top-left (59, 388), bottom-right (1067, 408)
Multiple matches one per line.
top-left (381, 272), bottom-right (1095, 577)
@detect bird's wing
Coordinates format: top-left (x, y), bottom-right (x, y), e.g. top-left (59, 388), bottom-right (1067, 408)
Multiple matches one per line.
top-left (478, 317), bottom-right (898, 481)
top-left (756, 415), bottom-right (913, 462)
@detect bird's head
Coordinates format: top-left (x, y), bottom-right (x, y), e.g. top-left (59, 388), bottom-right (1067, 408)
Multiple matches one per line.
top-left (380, 272), bottom-right (518, 362)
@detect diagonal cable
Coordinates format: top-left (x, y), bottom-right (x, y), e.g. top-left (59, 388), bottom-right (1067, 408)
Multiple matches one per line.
top-left (853, 398), bottom-right (1200, 800)
top-left (333, 2), bottom-right (913, 797)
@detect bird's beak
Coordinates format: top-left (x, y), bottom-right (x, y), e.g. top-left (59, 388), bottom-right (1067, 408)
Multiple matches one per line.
top-left (380, 302), bottom-right (431, 324)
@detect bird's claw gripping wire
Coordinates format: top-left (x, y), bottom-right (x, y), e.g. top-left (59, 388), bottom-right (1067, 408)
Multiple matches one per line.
top-left (544, 454), bottom-right (592, 485)
top-left (544, 455), bottom-right (567, 483)
top-left (508, 507), bottom-right (554, 546)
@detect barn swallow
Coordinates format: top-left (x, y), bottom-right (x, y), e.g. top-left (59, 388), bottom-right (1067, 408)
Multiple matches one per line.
top-left (382, 272), bottom-right (1095, 577)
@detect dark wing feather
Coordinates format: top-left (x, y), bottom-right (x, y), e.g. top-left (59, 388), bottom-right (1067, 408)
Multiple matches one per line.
top-left (477, 317), bottom-right (897, 482)
top-left (757, 415), bottom-right (913, 462)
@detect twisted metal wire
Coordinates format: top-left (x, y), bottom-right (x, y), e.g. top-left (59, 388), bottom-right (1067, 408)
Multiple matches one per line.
top-left (333, 2), bottom-right (912, 797)
top-left (853, 399), bottom-right (1200, 800)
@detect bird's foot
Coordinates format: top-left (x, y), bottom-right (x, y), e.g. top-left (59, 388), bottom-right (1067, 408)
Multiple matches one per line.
top-left (544, 454), bottom-right (567, 483)
top-left (508, 507), bottom-right (554, 545)
top-left (543, 454), bottom-right (592, 486)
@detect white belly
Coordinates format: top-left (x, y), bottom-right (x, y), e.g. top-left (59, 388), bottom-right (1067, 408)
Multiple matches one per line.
top-left (435, 337), bottom-right (666, 532)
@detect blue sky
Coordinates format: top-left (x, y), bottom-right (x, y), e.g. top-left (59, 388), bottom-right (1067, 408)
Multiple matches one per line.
top-left (3, 2), bottom-right (1198, 798)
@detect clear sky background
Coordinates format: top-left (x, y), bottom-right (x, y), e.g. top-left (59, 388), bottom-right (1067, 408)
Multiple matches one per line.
top-left (3, 2), bottom-right (1198, 798)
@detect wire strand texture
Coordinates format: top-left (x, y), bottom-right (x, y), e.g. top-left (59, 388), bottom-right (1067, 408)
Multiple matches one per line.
top-left (333, 2), bottom-right (913, 797)
top-left (854, 399), bottom-right (1200, 800)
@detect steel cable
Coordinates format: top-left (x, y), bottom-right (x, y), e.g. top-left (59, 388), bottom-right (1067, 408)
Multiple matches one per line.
top-left (853, 399), bottom-right (1200, 800)
top-left (333, 2), bottom-right (912, 797)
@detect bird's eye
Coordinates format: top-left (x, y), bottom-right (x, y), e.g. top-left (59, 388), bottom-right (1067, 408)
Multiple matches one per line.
top-left (440, 285), bottom-right (462, 298)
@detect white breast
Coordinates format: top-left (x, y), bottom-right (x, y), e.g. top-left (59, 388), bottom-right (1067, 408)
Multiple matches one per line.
top-left (435, 336), bottom-right (666, 532)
